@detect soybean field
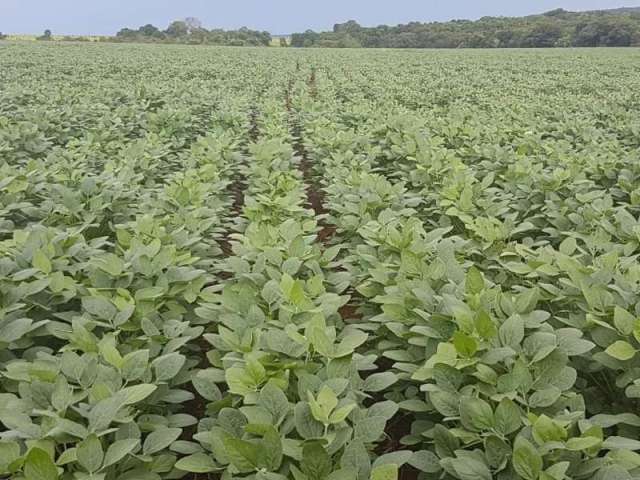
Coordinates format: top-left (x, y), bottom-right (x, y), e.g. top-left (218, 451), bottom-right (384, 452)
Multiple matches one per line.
top-left (2, 42), bottom-right (640, 480)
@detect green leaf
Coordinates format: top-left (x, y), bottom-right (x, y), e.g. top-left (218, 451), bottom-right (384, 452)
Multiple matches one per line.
top-left (566, 436), bottom-right (601, 451)
top-left (55, 448), bottom-right (76, 466)
top-left (142, 427), bottom-right (182, 455)
top-left (465, 266), bottom-right (484, 295)
top-left (513, 437), bottom-right (543, 480)
top-left (295, 402), bottom-right (324, 439)
top-left (330, 403), bottom-right (356, 424)
top-left (408, 450), bottom-right (441, 473)
top-left (259, 383), bottom-right (289, 424)
top-left (334, 330), bottom-right (368, 357)
top-left (485, 435), bottom-right (511, 470)
top-left (152, 353), bottom-right (186, 381)
top-left (453, 331), bottom-right (478, 357)
top-left (88, 396), bottom-right (124, 432)
top-left (475, 310), bottom-right (497, 340)
top-left (532, 415), bottom-right (567, 444)
top-left (0, 318), bottom-right (34, 343)
top-left (341, 441), bottom-right (371, 479)
top-left (459, 397), bottom-right (494, 431)
top-left (494, 398), bottom-right (521, 435)
top-left (33, 250), bottom-right (52, 275)
top-left (82, 296), bottom-right (117, 321)
top-left (226, 366), bottom-right (257, 396)
top-left (614, 307), bottom-right (636, 335)
top-left (24, 448), bottom-right (58, 480)
top-left (122, 350), bottom-right (149, 381)
top-left (528, 387), bottom-right (561, 408)
top-left (363, 372), bottom-right (398, 392)
top-left (135, 286), bottom-right (165, 301)
top-left (430, 390), bottom-right (460, 417)
top-left (354, 416), bottom-right (387, 443)
top-left (92, 254), bottom-right (125, 277)
top-left (302, 443), bottom-right (332, 480)
top-left (450, 456), bottom-right (491, 480)
top-left (544, 462), bottom-right (571, 480)
top-left (193, 369), bottom-right (223, 402)
top-left (175, 453), bottom-right (218, 473)
top-left (119, 384), bottom-right (157, 405)
top-left (372, 451), bottom-right (412, 469)
top-left (606, 341), bottom-right (636, 361)
top-left (328, 469), bottom-right (359, 480)
top-left (102, 439), bottom-right (139, 469)
top-left (77, 434), bottom-right (104, 473)
top-left (98, 335), bottom-right (123, 368)
top-left (603, 436), bottom-right (640, 451)
top-left (51, 377), bottom-right (72, 411)
top-left (370, 464), bottom-right (398, 480)
top-left (317, 386), bottom-right (339, 413)
top-left (499, 315), bottom-right (524, 348)
top-left (559, 237), bottom-right (577, 255)
top-left (260, 426), bottom-right (283, 471)
top-left (224, 437), bottom-right (259, 472)
top-left (0, 441), bottom-right (21, 469)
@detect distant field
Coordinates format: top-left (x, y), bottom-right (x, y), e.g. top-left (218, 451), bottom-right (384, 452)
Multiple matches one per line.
top-left (2, 41), bottom-right (640, 480)
top-left (5, 34), bottom-right (39, 41)
top-left (270, 35), bottom-right (291, 46)
top-left (5, 34), bottom-right (103, 41)
top-left (4, 34), bottom-right (290, 45)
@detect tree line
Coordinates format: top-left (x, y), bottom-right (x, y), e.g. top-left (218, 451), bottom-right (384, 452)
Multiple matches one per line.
top-left (11, 7), bottom-right (640, 48)
top-left (291, 8), bottom-right (640, 48)
top-left (22, 18), bottom-right (271, 46)
top-left (114, 18), bottom-right (272, 46)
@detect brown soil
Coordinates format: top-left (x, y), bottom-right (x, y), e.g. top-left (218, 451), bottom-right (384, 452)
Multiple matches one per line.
top-left (338, 303), bottom-right (363, 322)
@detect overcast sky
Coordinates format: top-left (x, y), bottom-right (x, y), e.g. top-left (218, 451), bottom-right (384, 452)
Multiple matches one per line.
top-left (0, 0), bottom-right (635, 36)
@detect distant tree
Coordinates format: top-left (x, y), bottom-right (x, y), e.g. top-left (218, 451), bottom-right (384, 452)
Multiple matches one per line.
top-left (139, 24), bottom-right (162, 38)
top-left (289, 8), bottom-right (640, 49)
top-left (543, 8), bottom-right (569, 17)
top-left (166, 20), bottom-right (189, 38)
top-left (37, 29), bottom-right (53, 41)
top-left (116, 28), bottom-right (137, 39)
top-left (291, 29), bottom-right (320, 47)
top-left (333, 20), bottom-right (361, 34)
top-left (280, 37), bottom-right (288, 47)
top-left (61, 35), bottom-right (90, 42)
top-left (522, 21), bottom-right (562, 47)
top-left (0, 32), bottom-right (6, 40)
top-left (184, 17), bottom-right (203, 33)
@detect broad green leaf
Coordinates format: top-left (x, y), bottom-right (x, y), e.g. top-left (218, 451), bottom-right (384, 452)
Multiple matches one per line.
top-left (119, 384), bottom-right (157, 405)
top-left (465, 266), bottom-right (484, 295)
top-left (459, 397), bottom-right (494, 431)
top-left (370, 464), bottom-right (398, 480)
top-left (175, 453), bottom-right (218, 473)
top-left (302, 443), bottom-right (331, 480)
top-left (223, 437), bottom-right (259, 472)
top-left (77, 434), bottom-right (103, 473)
top-left (152, 353), bottom-right (186, 381)
top-left (142, 427), bottom-right (182, 455)
top-left (494, 398), bottom-right (521, 435)
top-left (103, 439), bottom-right (140, 468)
top-left (453, 331), bottom-right (478, 357)
top-left (24, 448), bottom-right (58, 480)
top-left (33, 250), bottom-right (52, 275)
top-left (363, 372), bottom-right (398, 392)
top-left (513, 437), bottom-right (543, 480)
top-left (606, 341), bottom-right (636, 361)
top-left (354, 416), bottom-right (386, 443)
top-left (259, 383), bottom-right (289, 424)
